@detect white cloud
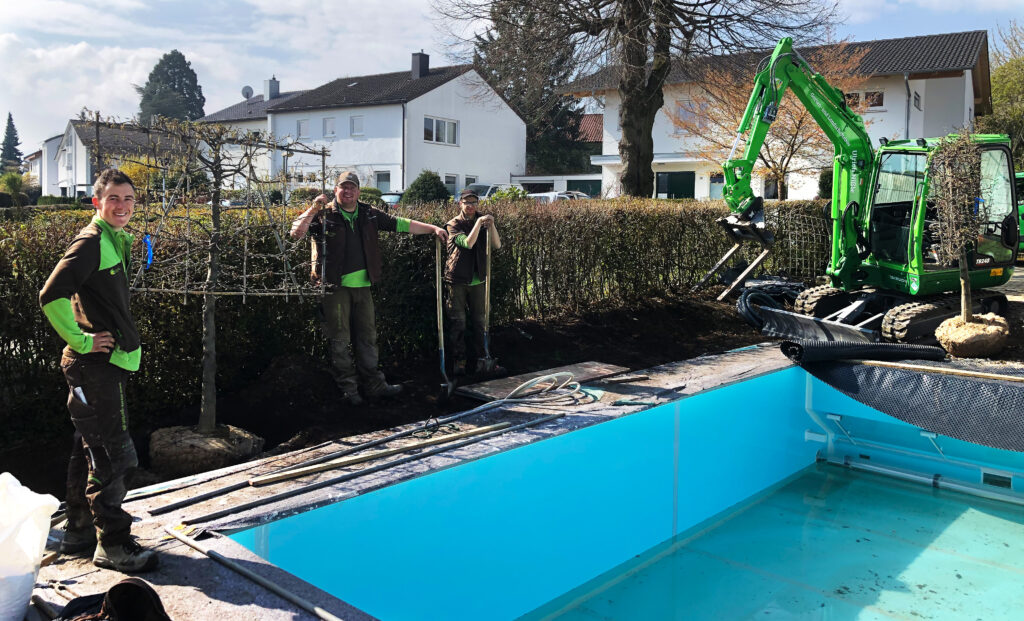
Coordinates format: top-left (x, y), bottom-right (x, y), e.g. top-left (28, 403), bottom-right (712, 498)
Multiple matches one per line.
top-left (838, 0), bottom-right (1023, 23)
top-left (0, 34), bottom-right (164, 149)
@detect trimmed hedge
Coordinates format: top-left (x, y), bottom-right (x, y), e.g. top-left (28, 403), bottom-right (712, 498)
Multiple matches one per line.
top-left (0, 198), bottom-right (829, 448)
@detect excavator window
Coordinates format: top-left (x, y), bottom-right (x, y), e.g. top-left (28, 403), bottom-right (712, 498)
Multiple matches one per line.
top-left (870, 152), bottom-right (925, 264)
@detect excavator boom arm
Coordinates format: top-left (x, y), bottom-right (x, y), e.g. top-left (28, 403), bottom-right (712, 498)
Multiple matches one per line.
top-left (722, 38), bottom-right (875, 287)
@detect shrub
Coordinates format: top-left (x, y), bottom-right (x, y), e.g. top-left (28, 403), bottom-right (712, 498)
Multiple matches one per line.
top-left (288, 187), bottom-right (321, 206)
top-left (0, 192), bottom-right (11, 207)
top-left (401, 171), bottom-right (449, 204)
top-left (37, 196), bottom-right (86, 207)
top-left (267, 189), bottom-right (283, 204)
top-left (359, 186), bottom-right (384, 207)
top-left (490, 185), bottom-right (529, 201)
top-left (817, 168), bottom-right (833, 199)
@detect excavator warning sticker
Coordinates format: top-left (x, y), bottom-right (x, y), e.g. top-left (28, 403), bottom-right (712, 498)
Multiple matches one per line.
top-left (991, 268), bottom-right (1004, 277)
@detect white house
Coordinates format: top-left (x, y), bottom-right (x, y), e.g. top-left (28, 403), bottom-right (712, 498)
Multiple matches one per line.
top-left (38, 134), bottom-right (63, 197)
top-left (52, 120), bottom-right (179, 198)
top-left (566, 30), bottom-right (993, 200)
top-left (202, 53), bottom-right (526, 195)
top-left (23, 150), bottom-right (41, 187)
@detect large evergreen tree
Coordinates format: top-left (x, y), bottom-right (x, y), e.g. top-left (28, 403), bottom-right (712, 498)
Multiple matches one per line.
top-left (1, 113), bottom-right (23, 172)
top-left (473, 5), bottom-right (592, 175)
top-left (136, 50), bottom-right (206, 124)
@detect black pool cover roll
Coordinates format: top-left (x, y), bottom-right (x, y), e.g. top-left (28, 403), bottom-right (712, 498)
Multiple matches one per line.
top-left (782, 340), bottom-right (1024, 452)
top-left (781, 339), bottom-right (947, 363)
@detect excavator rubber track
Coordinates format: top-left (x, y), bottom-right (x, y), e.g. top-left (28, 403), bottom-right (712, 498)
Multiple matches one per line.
top-left (794, 285), bottom-right (851, 317)
top-left (881, 290), bottom-right (1009, 343)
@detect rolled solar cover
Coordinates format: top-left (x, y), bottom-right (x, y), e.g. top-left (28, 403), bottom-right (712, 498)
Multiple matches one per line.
top-left (781, 340), bottom-right (947, 363)
top-left (785, 340), bottom-right (1024, 452)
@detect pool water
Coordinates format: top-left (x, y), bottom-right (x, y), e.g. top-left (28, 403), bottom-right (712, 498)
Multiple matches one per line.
top-left (523, 463), bottom-right (1024, 620)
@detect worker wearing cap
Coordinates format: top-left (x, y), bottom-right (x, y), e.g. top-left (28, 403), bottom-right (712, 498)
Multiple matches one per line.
top-left (444, 188), bottom-right (502, 376)
top-left (290, 170), bottom-right (447, 405)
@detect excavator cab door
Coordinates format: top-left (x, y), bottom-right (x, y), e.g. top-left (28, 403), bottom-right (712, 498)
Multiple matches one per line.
top-left (973, 146), bottom-right (1018, 267)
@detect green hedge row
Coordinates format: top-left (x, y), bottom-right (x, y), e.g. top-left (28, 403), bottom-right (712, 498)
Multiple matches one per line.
top-left (0, 198), bottom-right (830, 448)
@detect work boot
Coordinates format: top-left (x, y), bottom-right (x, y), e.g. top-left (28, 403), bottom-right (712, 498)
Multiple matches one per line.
top-left (93, 538), bottom-right (159, 573)
top-left (453, 360), bottom-right (467, 377)
top-left (342, 391), bottom-right (365, 407)
top-left (60, 524), bottom-right (97, 555)
top-left (367, 383), bottom-right (402, 399)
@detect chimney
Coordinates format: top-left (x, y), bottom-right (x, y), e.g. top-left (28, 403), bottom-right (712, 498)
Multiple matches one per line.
top-left (411, 52), bottom-right (429, 80)
top-left (264, 75), bottom-right (280, 100)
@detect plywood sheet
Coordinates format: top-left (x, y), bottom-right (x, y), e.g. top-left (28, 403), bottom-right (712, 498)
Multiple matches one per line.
top-left (456, 361), bottom-right (630, 401)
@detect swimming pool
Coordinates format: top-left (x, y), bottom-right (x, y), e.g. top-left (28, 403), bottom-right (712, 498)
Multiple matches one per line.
top-left (229, 366), bottom-right (1024, 620)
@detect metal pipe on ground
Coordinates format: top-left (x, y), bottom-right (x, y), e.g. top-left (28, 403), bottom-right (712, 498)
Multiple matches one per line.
top-left (149, 409), bottom-right (492, 515)
top-left (182, 413), bottom-right (565, 525)
top-left (163, 526), bottom-right (344, 621)
top-left (248, 421), bottom-right (511, 486)
top-left (152, 372), bottom-right (584, 516)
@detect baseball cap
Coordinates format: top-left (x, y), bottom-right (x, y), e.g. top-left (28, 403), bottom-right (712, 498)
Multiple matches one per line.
top-left (335, 171), bottom-right (360, 187)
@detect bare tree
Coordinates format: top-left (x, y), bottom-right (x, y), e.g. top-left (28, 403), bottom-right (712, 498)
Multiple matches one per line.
top-left (143, 118), bottom-right (275, 434)
top-left (668, 41), bottom-right (871, 198)
top-left (930, 129), bottom-right (985, 323)
top-left (434, 0), bottom-right (838, 197)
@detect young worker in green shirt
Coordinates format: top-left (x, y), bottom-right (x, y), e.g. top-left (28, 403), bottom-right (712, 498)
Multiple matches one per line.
top-left (291, 170), bottom-right (448, 405)
top-left (39, 168), bottom-right (157, 572)
top-left (444, 188), bottom-right (502, 376)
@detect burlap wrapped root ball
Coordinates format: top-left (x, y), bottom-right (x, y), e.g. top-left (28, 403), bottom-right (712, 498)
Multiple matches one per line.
top-left (935, 312), bottom-right (1009, 358)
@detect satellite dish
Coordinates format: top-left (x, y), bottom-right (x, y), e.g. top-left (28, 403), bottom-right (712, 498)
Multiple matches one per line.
top-left (241, 85), bottom-right (254, 99)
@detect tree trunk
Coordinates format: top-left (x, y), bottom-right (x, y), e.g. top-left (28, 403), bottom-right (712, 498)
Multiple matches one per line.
top-left (959, 248), bottom-right (973, 323)
top-left (197, 170), bottom-right (222, 435)
top-left (616, 0), bottom-right (671, 198)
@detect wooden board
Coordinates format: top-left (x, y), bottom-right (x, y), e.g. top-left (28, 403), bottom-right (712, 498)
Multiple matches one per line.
top-left (455, 361), bottom-right (630, 401)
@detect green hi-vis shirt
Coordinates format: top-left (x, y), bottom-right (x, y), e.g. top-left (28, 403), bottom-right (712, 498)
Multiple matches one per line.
top-left (453, 234), bottom-right (483, 286)
top-left (39, 215), bottom-right (142, 371)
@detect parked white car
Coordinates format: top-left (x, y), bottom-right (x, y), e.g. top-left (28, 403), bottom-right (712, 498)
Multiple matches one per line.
top-left (527, 191), bottom-right (574, 204)
top-left (465, 183), bottom-right (525, 200)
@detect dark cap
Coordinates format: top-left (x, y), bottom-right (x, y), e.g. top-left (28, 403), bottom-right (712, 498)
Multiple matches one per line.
top-left (459, 188), bottom-right (479, 200)
top-left (335, 170), bottom-right (360, 187)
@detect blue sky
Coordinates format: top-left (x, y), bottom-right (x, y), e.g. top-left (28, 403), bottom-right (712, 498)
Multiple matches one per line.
top-left (1, 0), bottom-right (1021, 152)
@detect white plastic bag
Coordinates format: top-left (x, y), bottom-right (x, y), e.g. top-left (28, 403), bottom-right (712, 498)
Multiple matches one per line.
top-left (0, 472), bottom-right (59, 621)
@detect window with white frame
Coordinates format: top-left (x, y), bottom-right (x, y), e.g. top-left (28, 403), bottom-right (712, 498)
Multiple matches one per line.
top-left (376, 171), bottom-right (391, 193)
top-left (323, 117), bottom-right (336, 137)
top-left (465, 175), bottom-right (477, 186)
top-left (424, 116), bottom-right (458, 145)
top-left (350, 115), bottom-right (364, 136)
top-left (444, 174), bottom-right (457, 195)
top-left (296, 119), bottom-right (309, 138)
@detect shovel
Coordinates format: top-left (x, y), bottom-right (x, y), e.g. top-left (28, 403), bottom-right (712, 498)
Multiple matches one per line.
top-left (478, 227), bottom-right (499, 374)
top-left (436, 237), bottom-right (455, 400)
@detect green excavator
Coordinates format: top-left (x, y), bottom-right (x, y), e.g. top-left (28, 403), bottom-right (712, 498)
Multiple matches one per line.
top-left (698, 37), bottom-right (1019, 343)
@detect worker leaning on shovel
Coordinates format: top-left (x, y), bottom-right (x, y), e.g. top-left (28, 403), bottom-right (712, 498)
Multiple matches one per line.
top-left (290, 170), bottom-right (447, 406)
top-left (444, 188), bottom-right (504, 377)
top-left (38, 168), bottom-right (158, 573)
